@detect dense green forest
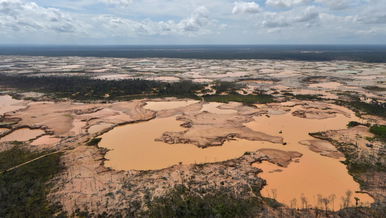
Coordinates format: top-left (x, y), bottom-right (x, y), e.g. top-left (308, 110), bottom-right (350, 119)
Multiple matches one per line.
top-left (0, 146), bottom-right (63, 217)
top-left (204, 93), bottom-right (275, 104)
top-left (0, 74), bottom-right (204, 100)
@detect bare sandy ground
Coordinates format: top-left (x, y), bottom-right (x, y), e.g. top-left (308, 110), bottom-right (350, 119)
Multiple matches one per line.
top-left (299, 140), bottom-right (344, 159)
top-left (157, 111), bottom-right (283, 148)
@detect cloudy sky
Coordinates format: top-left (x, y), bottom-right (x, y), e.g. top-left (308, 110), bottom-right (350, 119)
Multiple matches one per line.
top-left (0, 0), bottom-right (385, 45)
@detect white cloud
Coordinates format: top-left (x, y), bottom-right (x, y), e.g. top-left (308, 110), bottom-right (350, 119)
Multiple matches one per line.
top-left (315, 0), bottom-right (352, 10)
top-left (94, 6), bottom-right (214, 37)
top-left (295, 6), bottom-right (319, 23)
top-left (0, 0), bottom-right (385, 44)
top-left (99, 0), bottom-right (133, 7)
top-left (357, 14), bottom-right (386, 24)
top-left (178, 6), bottom-right (210, 32)
top-left (262, 17), bottom-right (289, 28)
top-left (232, 1), bottom-right (261, 14)
top-left (266, 0), bottom-right (312, 9)
top-left (261, 6), bottom-right (320, 29)
top-left (0, 0), bottom-right (79, 33)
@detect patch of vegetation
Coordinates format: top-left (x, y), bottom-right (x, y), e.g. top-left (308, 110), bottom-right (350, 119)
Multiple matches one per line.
top-left (204, 93), bottom-right (275, 105)
top-left (262, 197), bottom-right (283, 209)
top-left (292, 94), bottom-right (323, 101)
top-left (0, 121), bottom-right (18, 128)
top-left (347, 121), bottom-right (365, 128)
top-left (301, 76), bottom-right (328, 83)
top-left (86, 137), bottom-right (102, 146)
top-left (369, 125), bottom-right (386, 142)
top-left (310, 132), bottom-right (385, 189)
top-left (363, 86), bottom-right (386, 92)
top-left (212, 81), bottom-right (245, 94)
top-left (0, 146), bottom-right (44, 171)
top-left (0, 147), bottom-right (64, 217)
top-left (0, 74), bottom-right (204, 100)
top-left (335, 96), bottom-right (386, 118)
top-left (146, 185), bottom-right (264, 217)
top-left (281, 92), bottom-right (325, 101)
top-left (338, 205), bottom-right (386, 218)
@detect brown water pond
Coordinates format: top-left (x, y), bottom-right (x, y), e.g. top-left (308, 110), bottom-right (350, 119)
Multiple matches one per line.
top-left (99, 102), bottom-right (373, 210)
top-left (99, 116), bottom-right (268, 171)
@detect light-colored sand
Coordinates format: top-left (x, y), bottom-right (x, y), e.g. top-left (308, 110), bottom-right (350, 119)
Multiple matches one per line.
top-left (309, 82), bottom-right (342, 89)
top-left (299, 140), bottom-right (344, 159)
top-left (199, 102), bottom-right (237, 114)
top-left (144, 100), bottom-right (199, 111)
top-left (0, 95), bottom-right (27, 115)
top-left (31, 135), bottom-right (61, 146)
top-left (0, 128), bottom-right (45, 142)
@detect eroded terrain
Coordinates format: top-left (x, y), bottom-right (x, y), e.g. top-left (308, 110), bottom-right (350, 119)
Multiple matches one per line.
top-left (0, 57), bottom-right (385, 217)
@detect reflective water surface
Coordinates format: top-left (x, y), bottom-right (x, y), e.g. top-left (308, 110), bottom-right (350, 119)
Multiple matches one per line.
top-left (99, 116), bottom-right (270, 170)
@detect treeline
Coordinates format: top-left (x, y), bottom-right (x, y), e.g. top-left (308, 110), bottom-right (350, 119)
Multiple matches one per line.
top-left (204, 93), bottom-right (275, 105)
top-left (0, 74), bottom-right (204, 100)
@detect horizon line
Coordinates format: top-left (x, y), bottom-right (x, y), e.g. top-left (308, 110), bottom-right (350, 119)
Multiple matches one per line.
top-left (1, 44), bottom-right (386, 47)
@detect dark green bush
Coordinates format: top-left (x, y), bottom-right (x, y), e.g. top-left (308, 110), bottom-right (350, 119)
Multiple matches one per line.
top-left (347, 121), bottom-right (362, 128)
top-left (369, 125), bottom-right (386, 142)
top-left (87, 137), bottom-right (102, 146)
top-left (204, 93), bottom-right (274, 105)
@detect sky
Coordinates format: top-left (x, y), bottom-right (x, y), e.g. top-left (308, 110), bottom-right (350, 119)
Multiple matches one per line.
top-left (0, 0), bottom-right (385, 45)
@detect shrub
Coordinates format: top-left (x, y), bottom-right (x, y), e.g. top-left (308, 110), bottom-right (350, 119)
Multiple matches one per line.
top-left (87, 137), bottom-right (102, 146)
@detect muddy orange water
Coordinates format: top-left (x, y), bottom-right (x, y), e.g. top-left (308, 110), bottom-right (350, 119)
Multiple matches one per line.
top-left (244, 104), bottom-right (373, 210)
top-left (100, 116), bottom-right (268, 170)
top-left (99, 102), bottom-right (373, 210)
top-left (0, 128), bottom-right (45, 142)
